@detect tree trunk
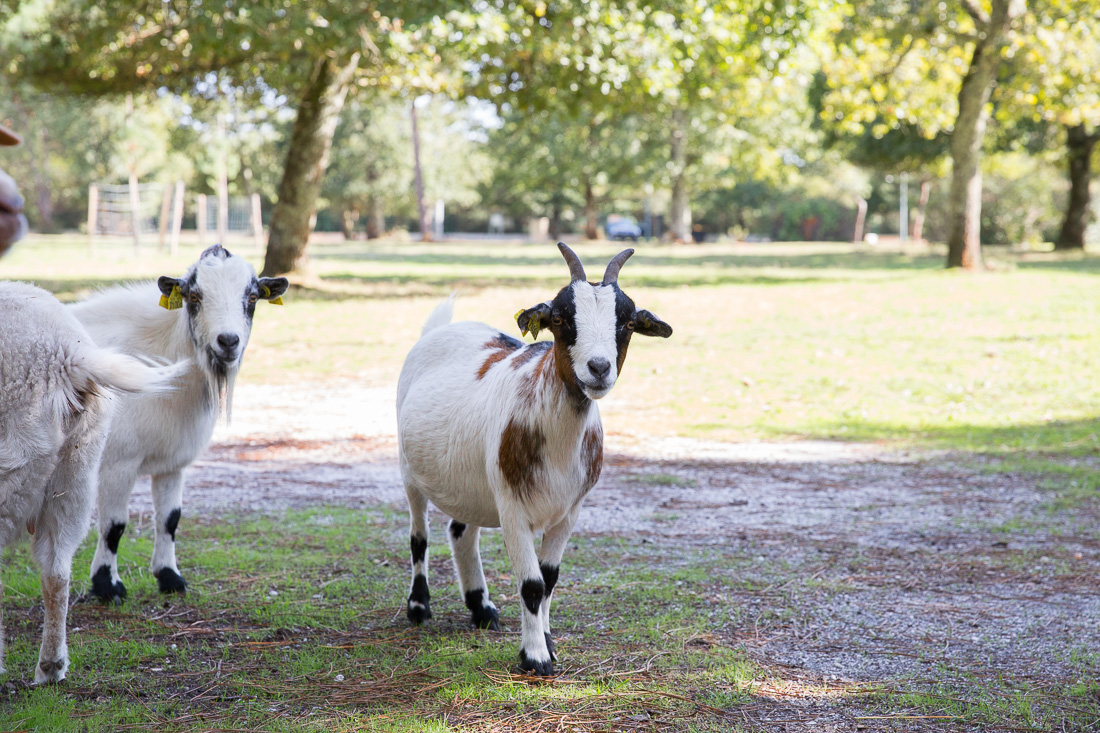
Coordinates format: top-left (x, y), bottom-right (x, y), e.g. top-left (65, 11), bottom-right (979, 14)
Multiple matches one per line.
top-left (853, 198), bottom-right (868, 243)
top-left (945, 0), bottom-right (1024, 269)
top-left (411, 102), bottom-right (431, 242)
top-left (261, 54), bottom-right (360, 277)
top-left (550, 197), bottom-right (562, 241)
top-left (342, 208), bottom-right (360, 239)
top-left (366, 196), bottom-right (384, 239)
top-left (583, 179), bottom-right (598, 240)
top-left (912, 179), bottom-right (931, 243)
top-left (669, 108), bottom-right (689, 242)
top-left (1055, 124), bottom-right (1097, 250)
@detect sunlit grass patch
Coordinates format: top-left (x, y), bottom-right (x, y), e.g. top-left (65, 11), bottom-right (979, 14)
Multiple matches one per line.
top-left (0, 508), bottom-right (770, 732)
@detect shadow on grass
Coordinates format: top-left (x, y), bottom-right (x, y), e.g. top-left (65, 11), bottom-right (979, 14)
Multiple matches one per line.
top-left (1013, 254), bottom-right (1100, 275)
top-left (311, 246), bottom-right (948, 273)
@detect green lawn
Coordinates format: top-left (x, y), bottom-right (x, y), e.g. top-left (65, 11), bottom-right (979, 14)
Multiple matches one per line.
top-left (0, 508), bottom-right (766, 732)
top-left (6, 233), bottom-right (1100, 454)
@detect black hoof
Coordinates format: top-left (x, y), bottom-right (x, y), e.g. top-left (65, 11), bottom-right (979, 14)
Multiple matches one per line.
top-left (517, 648), bottom-right (555, 676)
top-left (90, 565), bottom-right (126, 605)
top-left (155, 567), bottom-right (187, 595)
top-left (406, 600), bottom-right (432, 625)
top-left (471, 604), bottom-right (500, 631)
top-left (545, 632), bottom-right (557, 662)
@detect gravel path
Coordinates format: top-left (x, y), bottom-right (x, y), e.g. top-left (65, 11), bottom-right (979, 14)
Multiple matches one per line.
top-left (123, 382), bottom-right (1098, 707)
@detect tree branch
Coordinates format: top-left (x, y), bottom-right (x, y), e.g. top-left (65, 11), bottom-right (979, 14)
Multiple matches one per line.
top-left (962, 0), bottom-right (990, 27)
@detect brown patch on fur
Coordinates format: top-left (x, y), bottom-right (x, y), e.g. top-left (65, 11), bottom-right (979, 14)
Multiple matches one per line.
top-left (476, 335), bottom-right (520, 380)
top-left (516, 344), bottom-right (553, 404)
top-left (582, 426), bottom-right (603, 491)
top-left (499, 417), bottom-right (545, 501)
top-left (616, 332), bottom-right (633, 375)
top-left (511, 341), bottom-right (549, 370)
top-left (553, 339), bottom-right (589, 409)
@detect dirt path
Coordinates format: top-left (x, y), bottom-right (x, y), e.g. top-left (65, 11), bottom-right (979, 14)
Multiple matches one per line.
top-left (125, 382), bottom-right (1098, 726)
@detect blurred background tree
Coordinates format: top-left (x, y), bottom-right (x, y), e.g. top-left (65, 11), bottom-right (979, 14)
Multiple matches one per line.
top-left (0, 0), bottom-right (1097, 270)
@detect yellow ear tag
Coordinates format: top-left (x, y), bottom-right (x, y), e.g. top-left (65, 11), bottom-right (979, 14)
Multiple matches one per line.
top-left (515, 309), bottom-right (529, 337)
top-left (159, 286), bottom-right (184, 310)
top-left (261, 286), bottom-right (284, 306)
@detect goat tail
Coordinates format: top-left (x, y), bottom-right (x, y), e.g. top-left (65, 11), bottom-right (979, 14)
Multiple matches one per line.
top-left (420, 292), bottom-right (457, 337)
top-left (75, 349), bottom-right (191, 396)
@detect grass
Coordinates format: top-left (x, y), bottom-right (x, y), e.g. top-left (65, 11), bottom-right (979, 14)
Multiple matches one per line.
top-left (0, 508), bottom-right (770, 732)
top-left (7, 233), bottom-right (1100, 455)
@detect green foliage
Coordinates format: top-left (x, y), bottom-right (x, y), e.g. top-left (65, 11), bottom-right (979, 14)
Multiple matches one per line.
top-left (1, 1), bottom-right (451, 97)
top-left (322, 94), bottom-right (490, 233)
top-left (0, 1), bottom-right (1096, 246)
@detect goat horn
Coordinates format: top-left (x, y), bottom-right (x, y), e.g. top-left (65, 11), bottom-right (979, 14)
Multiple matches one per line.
top-left (557, 241), bottom-right (587, 282)
top-left (601, 248), bottom-right (634, 285)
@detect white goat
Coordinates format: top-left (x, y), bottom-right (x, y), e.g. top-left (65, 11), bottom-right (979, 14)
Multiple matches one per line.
top-left (396, 243), bottom-right (672, 675)
top-left (0, 282), bottom-right (187, 682)
top-left (69, 245), bottom-right (288, 602)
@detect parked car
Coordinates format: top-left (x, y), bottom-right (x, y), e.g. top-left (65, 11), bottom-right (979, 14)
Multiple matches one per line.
top-left (605, 215), bottom-right (642, 241)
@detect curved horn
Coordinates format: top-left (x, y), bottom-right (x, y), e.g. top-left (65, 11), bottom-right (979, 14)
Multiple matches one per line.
top-left (601, 248), bottom-right (634, 284)
top-left (557, 241), bottom-right (587, 282)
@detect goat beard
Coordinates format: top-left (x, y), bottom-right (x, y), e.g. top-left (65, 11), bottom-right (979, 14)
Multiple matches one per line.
top-left (204, 354), bottom-right (238, 424)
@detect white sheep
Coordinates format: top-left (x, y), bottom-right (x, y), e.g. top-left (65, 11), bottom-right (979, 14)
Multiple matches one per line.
top-left (0, 282), bottom-right (187, 682)
top-left (396, 242), bottom-right (672, 675)
top-left (69, 244), bottom-right (288, 602)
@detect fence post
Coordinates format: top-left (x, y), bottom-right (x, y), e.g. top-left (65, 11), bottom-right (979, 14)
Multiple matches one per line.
top-left (128, 172), bottom-right (142, 253)
top-left (170, 181), bottom-right (185, 256)
top-left (87, 184), bottom-right (98, 253)
top-left (197, 194), bottom-right (208, 248)
top-left (853, 198), bottom-right (868, 244)
top-left (158, 183), bottom-right (172, 250)
top-left (251, 193), bottom-right (264, 250)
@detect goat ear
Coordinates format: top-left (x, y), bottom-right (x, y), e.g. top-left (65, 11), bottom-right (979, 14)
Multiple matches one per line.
top-left (157, 276), bottom-right (185, 310)
top-left (634, 309), bottom-right (672, 338)
top-left (157, 276), bottom-right (183, 297)
top-left (258, 277), bottom-right (289, 304)
top-left (515, 302), bottom-right (552, 339)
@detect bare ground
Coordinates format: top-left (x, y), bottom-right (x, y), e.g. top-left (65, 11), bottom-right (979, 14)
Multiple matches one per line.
top-left (118, 383), bottom-right (1100, 729)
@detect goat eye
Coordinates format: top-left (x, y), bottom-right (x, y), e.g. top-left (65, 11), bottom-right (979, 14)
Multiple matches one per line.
top-left (248, 293), bottom-right (258, 304)
top-left (551, 316), bottom-right (563, 326)
top-left (626, 320), bottom-right (636, 330)
top-left (189, 292), bottom-right (201, 304)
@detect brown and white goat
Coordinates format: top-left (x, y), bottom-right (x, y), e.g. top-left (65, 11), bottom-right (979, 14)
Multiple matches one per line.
top-left (396, 243), bottom-right (672, 675)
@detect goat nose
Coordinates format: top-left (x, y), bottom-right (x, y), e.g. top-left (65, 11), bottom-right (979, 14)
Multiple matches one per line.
top-left (217, 333), bottom-right (240, 353)
top-left (587, 358), bottom-right (611, 379)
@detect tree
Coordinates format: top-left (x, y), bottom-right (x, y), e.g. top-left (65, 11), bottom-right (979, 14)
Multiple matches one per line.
top-left (323, 94), bottom-right (491, 238)
top-left (823, 0), bottom-right (1038, 268)
top-left (459, 1), bottom-right (822, 242)
top-left (324, 95), bottom-right (414, 238)
top-left (0, 78), bottom-right (194, 231)
top-left (996, 3), bottom-right (1100, 249)
top-left (3, 1), bottom-right (454, 275)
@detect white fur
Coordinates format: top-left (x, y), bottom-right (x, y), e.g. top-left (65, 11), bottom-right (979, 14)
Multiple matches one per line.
top-left (68, 249), bottom-right (265, 601)
top-left (396, 298), bottom-right (608, 674)
top-left (0, 282), bottom-right (185, 683)
top-left (569, 282), bottom-right (619, 397)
